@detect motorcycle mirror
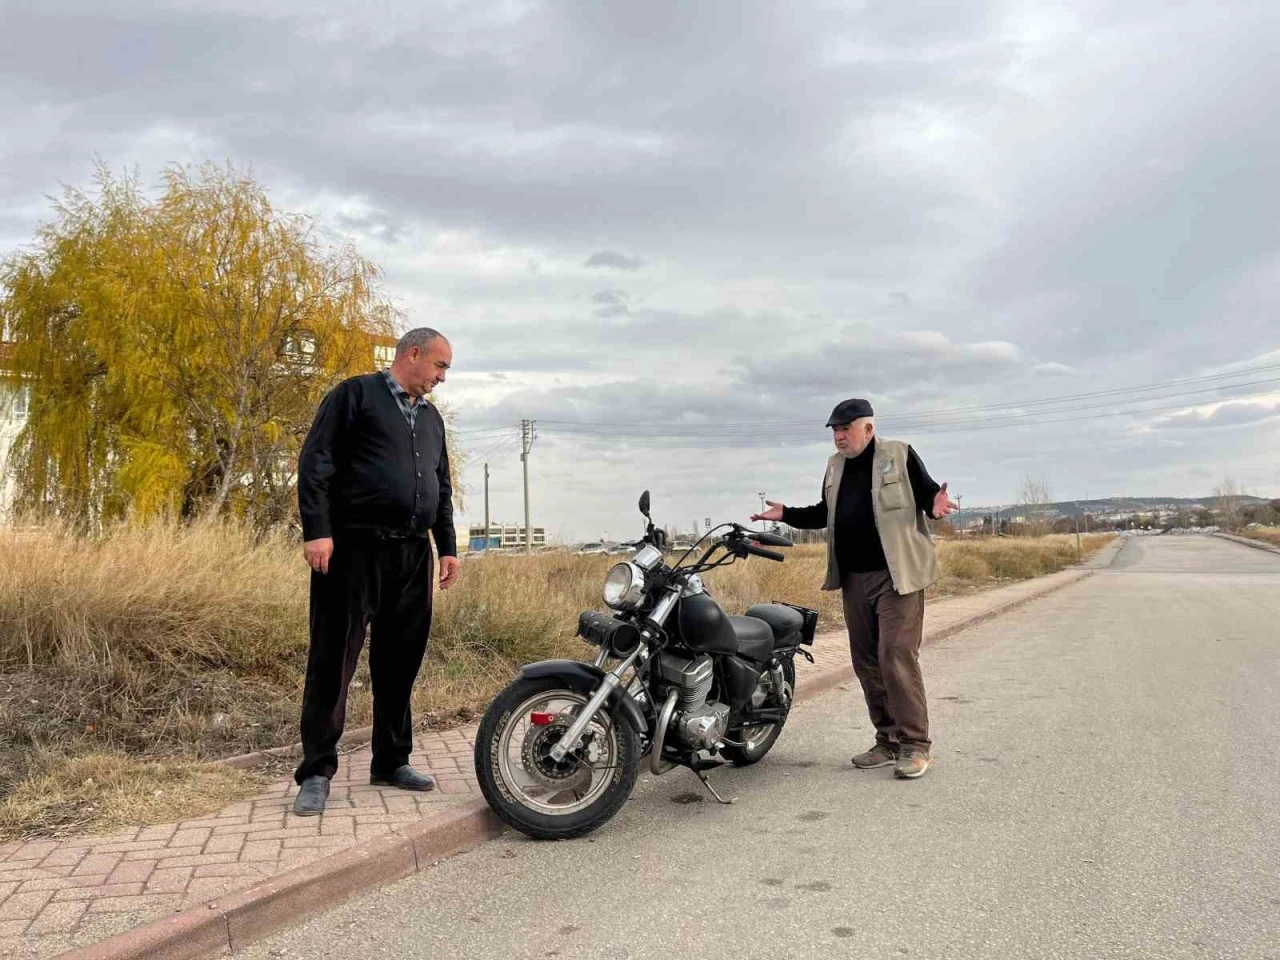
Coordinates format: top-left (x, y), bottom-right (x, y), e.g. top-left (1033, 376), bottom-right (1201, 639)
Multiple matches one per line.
top-left (638, 490), bottom-right (651, 518)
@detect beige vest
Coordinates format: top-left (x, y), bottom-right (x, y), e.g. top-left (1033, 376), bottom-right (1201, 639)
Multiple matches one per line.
top-left (820, 438), bottom-right (941, 595)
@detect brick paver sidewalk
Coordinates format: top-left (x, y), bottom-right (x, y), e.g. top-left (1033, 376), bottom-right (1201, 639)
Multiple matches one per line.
top-left (0, 563), bottom-right (1100, 959)
top-left (0, 727), bottom-right (481, 959)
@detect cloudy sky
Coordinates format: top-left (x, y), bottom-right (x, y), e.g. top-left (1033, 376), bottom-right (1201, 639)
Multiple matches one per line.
top-left (3, 0), bottom-right (1278, 542)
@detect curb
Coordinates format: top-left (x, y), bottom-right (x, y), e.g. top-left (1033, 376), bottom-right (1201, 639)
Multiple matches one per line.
top-left (1088, 537), bottom-right (1126, 569)
top-left (60, 803), bottom-right (505, 960)
top-left (1213, 532), bottom-right (1280, 557)
top-left (63, 567), bottom-right (1095, 960)
top-left (219, 725), bottom-right (374, 771)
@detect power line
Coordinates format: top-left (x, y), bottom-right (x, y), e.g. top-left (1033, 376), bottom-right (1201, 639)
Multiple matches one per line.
top-left (852, 363), bottom-right (1280, 419)
top-left (525, 387), bottom-right (1280, 442)
top-left (454, 424), bottom-right (521, 437)
top-left (893, 394), bottom-right (1279, 435)
top-left (537, 381), bottom-right (1280, 435)
top-left (529, 384), bottom-right (1280, 439)
top-left (877, 379), bottom-right (1280, 431)
top-left (443, 362), bottom-right (1280, 448)
top-left (529, 362), bottom-right (1280, 432)
top-left (461, 431), bottom-right (520, 466)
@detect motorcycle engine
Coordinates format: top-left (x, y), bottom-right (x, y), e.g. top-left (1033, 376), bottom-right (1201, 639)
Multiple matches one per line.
top-left (659, 652), bottom-right (730, 750)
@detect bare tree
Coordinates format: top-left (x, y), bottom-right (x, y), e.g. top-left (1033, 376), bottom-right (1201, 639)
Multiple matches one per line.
top-left (1017, 474), bottom-right (1054, 536)
top-left (1213, 476), bottom-right (1246, 530)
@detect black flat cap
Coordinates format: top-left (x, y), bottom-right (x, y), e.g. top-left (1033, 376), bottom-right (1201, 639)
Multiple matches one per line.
top-left (826, 398), bottom-right (875, 427)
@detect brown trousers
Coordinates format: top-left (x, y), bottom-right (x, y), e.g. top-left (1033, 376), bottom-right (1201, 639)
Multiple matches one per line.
top-left (841, 570), bottom-right (930, 750)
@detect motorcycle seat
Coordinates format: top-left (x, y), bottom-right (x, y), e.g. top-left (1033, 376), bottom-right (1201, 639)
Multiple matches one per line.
top-left (728, 615), bottom-right (775, 663)
top-left (744, 603), bottom-right (804, 645)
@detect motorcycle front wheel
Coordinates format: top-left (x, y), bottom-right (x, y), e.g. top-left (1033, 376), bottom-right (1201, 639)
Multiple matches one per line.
top-left (474, 676), bottom-right (640, 840)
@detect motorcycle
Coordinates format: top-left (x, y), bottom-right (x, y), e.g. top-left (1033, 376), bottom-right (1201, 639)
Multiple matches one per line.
top-left (473, 490), bottom-right (818, 840)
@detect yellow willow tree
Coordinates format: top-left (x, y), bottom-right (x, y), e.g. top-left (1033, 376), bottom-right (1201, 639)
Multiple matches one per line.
top-left (1, 163), bottom-right (400, 531)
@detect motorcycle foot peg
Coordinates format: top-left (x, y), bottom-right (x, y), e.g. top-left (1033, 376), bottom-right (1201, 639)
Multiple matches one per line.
top-left (692, 768), bottom-right (735, 805)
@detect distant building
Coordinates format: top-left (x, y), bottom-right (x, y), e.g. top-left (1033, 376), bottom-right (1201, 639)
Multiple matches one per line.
top-left (0, 336), bottom-right (27, 521)
top-left (468, 523), bottom-right (547, 551)
top-left (373, 340), bottom-right (396, 370)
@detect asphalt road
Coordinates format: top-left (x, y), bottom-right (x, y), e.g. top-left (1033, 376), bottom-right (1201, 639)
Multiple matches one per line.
top-left (241, 535), bottom-right (1280, 960)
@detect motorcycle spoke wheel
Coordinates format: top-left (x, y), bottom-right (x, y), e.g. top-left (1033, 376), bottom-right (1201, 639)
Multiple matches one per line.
top-left (496, 691), bottom-right (620, 817)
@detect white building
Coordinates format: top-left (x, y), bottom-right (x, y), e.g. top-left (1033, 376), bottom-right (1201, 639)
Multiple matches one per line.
top-left (468, 523), bottom-right (547, 551)
top-left (0, 325), bottom-right (27, 521)
top-left (0, 380), bottom-right (27, 521)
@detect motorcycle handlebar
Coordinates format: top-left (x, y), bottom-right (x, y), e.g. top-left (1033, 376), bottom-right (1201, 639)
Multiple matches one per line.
top-left (746, 543), bottom-right (785, 562)
top-left (749, 530), bottom-right (794, 548)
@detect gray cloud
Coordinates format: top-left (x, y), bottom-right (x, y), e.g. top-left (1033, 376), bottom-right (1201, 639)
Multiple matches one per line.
top-left (590, 288), bottom-right (631, 318)
top-left (1153, 401), bottom-right (1280, 431)
top-left (332, 209), bottom-right (407, 245)
top-left (585, 250), bottom-right (644, 271)
top-left (731, 327), bottom-right (1026, 409)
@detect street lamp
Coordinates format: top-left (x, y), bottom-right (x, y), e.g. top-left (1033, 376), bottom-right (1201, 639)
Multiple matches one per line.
top-left (758, 492), bottom-right (767, 530)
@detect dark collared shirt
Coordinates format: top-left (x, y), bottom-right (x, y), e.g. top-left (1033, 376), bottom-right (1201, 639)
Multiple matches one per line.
top-left (381, 368), bottom-right (422, 429)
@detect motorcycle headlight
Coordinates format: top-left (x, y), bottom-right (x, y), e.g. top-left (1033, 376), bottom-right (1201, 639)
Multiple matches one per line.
top-left (603, 562), bottom-right (646, 610)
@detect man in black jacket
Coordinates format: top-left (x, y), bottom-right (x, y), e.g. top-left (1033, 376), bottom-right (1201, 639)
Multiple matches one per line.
top-left (292, 327), bottom-right (460, 816)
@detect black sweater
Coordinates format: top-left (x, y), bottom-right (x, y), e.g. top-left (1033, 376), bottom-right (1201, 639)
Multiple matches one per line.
top-left (783, 439), bottom-right (940, 575)
top-left (297, 374), bottom-right (457, 555)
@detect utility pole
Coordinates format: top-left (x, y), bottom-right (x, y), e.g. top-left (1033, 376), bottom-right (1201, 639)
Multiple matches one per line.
top-left (1074, 502), bottom-right (1082, 561)
top-left (483, 463), bottom-right (490, 552)
top-left (758, 492), bottom-right (767, 531)
top-left (955, 495), bottom-right (963, 535)
top-left (520, 419), bottom-right (536, 553)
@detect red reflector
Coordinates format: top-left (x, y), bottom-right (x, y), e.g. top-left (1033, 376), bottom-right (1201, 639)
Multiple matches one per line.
top-left (530, 712), bottom-right (557, 726)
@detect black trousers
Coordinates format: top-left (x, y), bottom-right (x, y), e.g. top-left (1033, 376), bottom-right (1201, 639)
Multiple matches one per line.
top-left (294, 534), bottom-right (435, 784)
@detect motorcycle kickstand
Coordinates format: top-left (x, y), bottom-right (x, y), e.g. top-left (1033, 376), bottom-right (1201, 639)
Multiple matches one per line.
top-left (691, 768), bottom-right (735, 805)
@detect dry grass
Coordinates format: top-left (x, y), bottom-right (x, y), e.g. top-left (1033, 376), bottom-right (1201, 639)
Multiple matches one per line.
top-left (0, 750), bottom-right (264, 840)
top-left (936, 534), bottom-right (1113, 588)
top-left (0, 522), bottom-right (1112, 838)
top-left (1238, 526), bottom-right (1280, 547)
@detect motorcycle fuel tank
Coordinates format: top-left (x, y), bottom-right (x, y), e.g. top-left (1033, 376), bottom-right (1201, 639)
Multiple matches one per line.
top-left (675, 592), bottom-right (738, 655)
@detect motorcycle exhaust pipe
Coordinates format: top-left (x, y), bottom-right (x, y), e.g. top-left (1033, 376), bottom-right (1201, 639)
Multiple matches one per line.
top-left (650, 689), bottom-right (680, 776)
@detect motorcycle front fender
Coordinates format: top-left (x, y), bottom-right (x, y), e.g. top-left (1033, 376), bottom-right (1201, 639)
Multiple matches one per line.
top-left (519, 659), bottom-right (650, 736)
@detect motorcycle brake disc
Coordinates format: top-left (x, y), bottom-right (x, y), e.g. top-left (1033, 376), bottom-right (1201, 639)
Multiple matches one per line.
top-left (520, 721), bottom-right (594, 792)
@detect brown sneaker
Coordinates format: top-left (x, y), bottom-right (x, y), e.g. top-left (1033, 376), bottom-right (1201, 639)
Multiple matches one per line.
top-left (894, 745), bottom-right (931, 779)
top-left (851, 743), bottom-right (897, 769)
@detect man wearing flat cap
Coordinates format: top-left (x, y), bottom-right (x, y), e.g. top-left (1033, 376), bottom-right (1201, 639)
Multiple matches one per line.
top-left (753, 399), bottom-right (958, 779)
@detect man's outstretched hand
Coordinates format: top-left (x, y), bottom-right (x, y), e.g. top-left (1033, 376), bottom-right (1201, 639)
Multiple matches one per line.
top-left (932, 482), bottom-right (960, 519)
top-left (751, 500), bottom-right (786, 523)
